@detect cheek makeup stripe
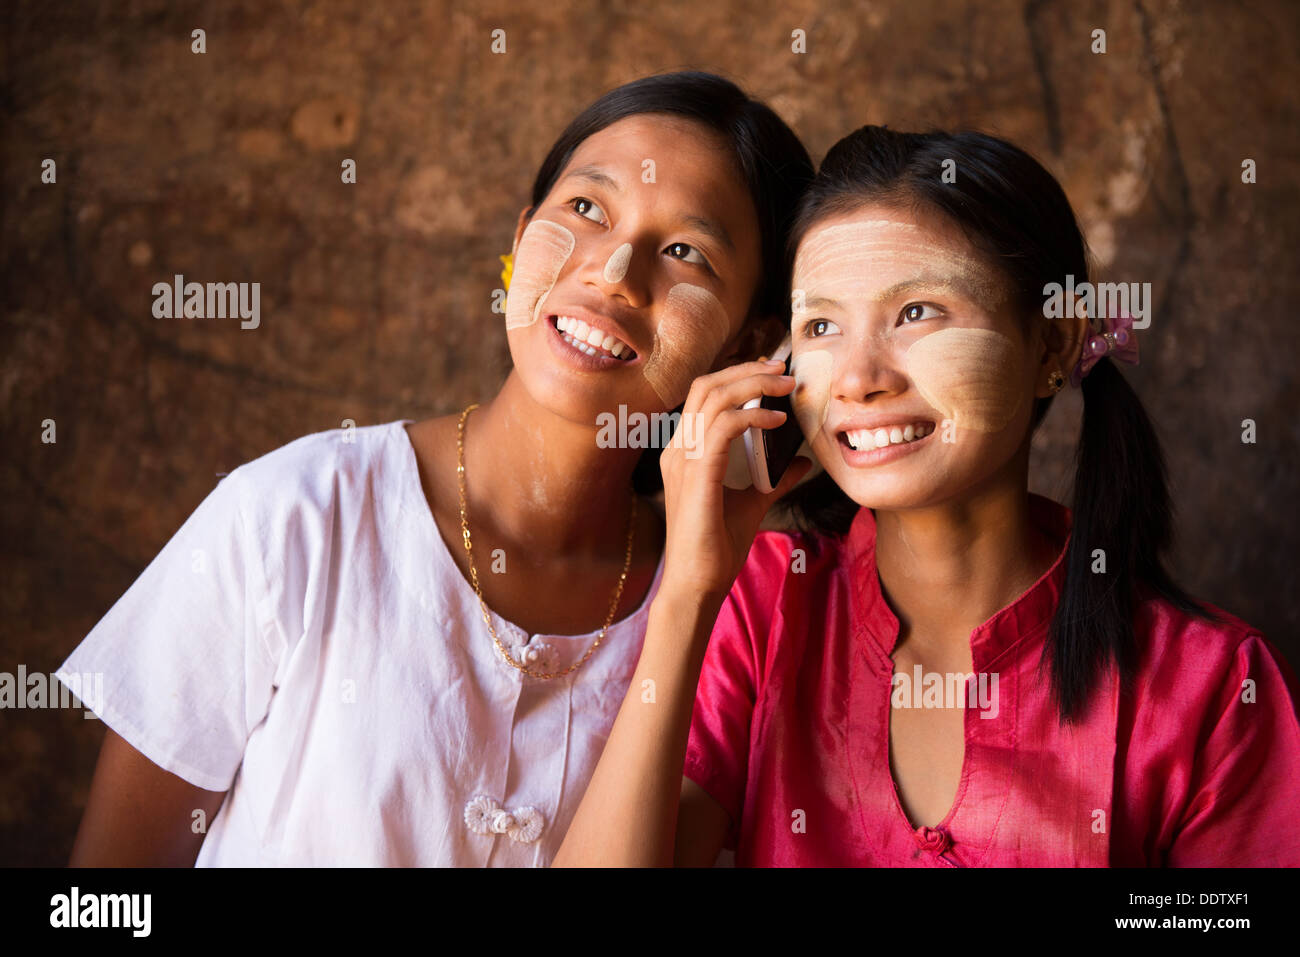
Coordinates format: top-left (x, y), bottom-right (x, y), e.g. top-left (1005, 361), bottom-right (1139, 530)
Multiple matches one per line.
top-left (505, 220), bottom-right (575, 330)
top-left (602, 242), bottom-right (632, 284)
top-left (904, 327), bottom-right (1022, 433)
top-left (642, 283), bottom-right (729, 407)
top-left (790, 349), bottom-right (833, 437)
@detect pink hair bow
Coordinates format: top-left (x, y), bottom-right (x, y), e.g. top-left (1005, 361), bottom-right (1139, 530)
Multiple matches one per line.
top-left (1071, 311), bottom-right (1140, 387)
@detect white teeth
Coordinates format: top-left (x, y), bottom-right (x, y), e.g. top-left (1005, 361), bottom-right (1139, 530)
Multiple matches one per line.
top-left (844, 423), bottom-right (933, 450)
top-left (554, 315), bottom-right (632, 359)
top-left (846, 429), bottom-right (873, 451)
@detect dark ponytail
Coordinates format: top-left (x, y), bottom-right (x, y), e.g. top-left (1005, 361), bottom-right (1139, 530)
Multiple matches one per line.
top-left (1052, 356), bottom-right (1215, 721)
top-left (776, 125), bottom-right (1216, 722)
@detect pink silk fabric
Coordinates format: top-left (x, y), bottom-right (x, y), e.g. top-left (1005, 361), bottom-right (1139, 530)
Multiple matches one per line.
top-left (684, 494), bottom-right (1300, 866)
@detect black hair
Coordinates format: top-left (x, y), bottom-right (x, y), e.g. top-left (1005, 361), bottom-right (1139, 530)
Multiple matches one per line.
top-left (522, 71), bottom-right (814, 494)
top-left (776, 125), bottom-right (1214, 723)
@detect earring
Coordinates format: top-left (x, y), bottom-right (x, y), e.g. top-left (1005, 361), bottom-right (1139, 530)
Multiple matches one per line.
top-left (1047, 369), bottom-right (1065, 393)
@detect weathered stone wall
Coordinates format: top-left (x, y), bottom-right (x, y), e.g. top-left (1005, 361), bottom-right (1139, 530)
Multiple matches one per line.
top-left (3, 0), bottom-right (1296, 864)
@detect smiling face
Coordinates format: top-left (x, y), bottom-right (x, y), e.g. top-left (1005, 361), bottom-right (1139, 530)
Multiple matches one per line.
top-left (789, 206), bottom-right (1045, 509)
top-left (505, 113), bottom-right (763, 422)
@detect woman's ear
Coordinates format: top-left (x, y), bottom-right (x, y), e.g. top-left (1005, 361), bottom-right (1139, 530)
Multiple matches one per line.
top-left (711, 314), bottom-right (788, 372)
top-left (1036, 296), bottom-right (1091, 396)
top-left (511, 206), bottom-right (533, 257)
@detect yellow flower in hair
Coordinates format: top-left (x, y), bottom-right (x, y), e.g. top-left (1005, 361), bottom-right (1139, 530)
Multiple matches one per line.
top-left (500, 253), bottom-right (513, 292)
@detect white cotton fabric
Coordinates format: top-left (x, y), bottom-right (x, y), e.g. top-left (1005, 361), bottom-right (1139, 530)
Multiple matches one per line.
top-left (56, 420), bottom-right (663, 866)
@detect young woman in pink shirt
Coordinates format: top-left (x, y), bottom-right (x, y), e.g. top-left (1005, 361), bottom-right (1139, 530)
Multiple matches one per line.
top-left (555, 125), bottom-right (1300, 867)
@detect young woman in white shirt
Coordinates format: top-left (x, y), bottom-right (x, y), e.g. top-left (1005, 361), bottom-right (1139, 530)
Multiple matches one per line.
top-left (57, 71), bottom-right (813, 866)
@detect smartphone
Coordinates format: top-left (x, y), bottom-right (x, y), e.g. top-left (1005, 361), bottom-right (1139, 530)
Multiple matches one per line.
top-left (722, 336), bottom-right (805, 494)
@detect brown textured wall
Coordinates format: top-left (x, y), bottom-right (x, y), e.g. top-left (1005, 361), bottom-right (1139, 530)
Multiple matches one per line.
top-left (2, 0), bottom-right (1297, 865)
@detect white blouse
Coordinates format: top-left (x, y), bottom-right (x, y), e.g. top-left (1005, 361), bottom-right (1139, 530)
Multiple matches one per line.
top-left (56, 419), bottom-right (664, 866)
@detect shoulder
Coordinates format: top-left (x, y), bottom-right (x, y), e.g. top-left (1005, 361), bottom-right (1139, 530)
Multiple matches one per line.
top-left (218, 420), bottom-right (412, 561)
top-left (1130, 589), bottom-right (1299, 719)
top-left (737, 528), bottom-right (823, 593)
top-left (1135, 590), bottom-right (1272, 668)
top-left (739, 526), bottom-right (846, 592)
top-left (226, 419), bottom-right (407, 511)
top-left (716, 526), bottom-right (846, 643)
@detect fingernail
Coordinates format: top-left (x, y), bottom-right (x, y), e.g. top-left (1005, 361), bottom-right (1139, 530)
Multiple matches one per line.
top-left (765, 358), bottom-right (785, 367)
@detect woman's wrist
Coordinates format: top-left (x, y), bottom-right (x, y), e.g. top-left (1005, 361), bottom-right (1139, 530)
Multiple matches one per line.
top-left (648, 584), bottom-right (726, 656)
top-left (655, 575), bottom-right (728, 618)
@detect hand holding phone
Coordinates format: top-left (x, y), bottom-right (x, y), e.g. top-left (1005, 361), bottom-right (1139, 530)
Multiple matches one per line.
top-left (721, 336), bottom-right (807, 494)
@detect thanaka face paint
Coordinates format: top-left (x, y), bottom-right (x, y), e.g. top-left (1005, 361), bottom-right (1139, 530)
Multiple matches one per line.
top-left (790, 349), bottom-right (833, 438)
top-left (505, 220), bottom-right (575, 330)
top-left (791, 217), bottom-right (1022, 437)
top-left (784, 216), bottom-right (1035, 511)
top-left (642, 282), bottom-right (730, 407)
top-left (903, 328), bottom-right (1023, 432)
top-left (602, 242), bottom-right (632, 284)
top-left (792, 220), bottom-right (1005, 318)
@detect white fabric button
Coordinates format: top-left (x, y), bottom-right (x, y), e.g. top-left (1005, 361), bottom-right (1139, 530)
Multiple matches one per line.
top-left (464, 795), bottom-right (546, 844)
top-left (503, 632), bottom-right (559, 673)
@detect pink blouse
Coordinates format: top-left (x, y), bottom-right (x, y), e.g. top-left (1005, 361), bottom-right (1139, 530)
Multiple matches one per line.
top-left (684, 494), bottom-right (1300, 866)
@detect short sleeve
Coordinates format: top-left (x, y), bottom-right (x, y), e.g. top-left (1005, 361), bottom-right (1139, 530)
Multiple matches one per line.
top-left (55, 468), bottom-right (277, 792)
top-left (1167, 633), bottom-right (1300, 866)
top-left (683, 533), bottom-right (788, 846)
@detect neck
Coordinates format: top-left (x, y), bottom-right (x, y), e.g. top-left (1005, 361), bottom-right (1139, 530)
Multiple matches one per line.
top-left (461, 372), bottom-right (646, 554)
top-left (872, 449), bottom-right (1058, 656)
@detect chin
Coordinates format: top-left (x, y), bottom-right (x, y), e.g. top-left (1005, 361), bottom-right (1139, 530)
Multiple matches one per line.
top-left (833, 473), bottom-right (954, 511)
top-left (811, 435), bottom-right (989, 512)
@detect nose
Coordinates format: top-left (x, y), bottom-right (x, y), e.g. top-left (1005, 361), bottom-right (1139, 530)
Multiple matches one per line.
top-left (602, 243), bottom-right (632, 284)
top-left (831, 329), bottom-right (908, 403)
top-left (588, 237), bottom-right (646, 307)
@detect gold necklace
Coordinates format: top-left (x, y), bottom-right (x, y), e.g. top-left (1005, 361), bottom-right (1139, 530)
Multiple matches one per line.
top-left (457, 403), bottom-right (637, 680)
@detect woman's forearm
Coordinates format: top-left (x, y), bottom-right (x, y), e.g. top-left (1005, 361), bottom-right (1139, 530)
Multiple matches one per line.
top-left (552, 586), bottom-right (723, 866)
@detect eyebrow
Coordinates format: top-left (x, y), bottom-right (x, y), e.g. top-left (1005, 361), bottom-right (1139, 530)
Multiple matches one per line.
top-left (801, 295), bottom-right (842, 312)
top-left (558, 165), bottom-right (736, 255)
top-left (681, 214), bottom-right (736, 254)
top-left (800, 276), bottom-right (987, 312)
top-left (562, 164), bottom-right (622, 193)
top-left (872, 275), bottom-right (987, 305)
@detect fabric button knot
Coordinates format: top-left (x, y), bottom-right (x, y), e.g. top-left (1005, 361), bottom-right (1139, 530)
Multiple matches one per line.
top-left (915, 826), bottom-right (951, 855)
top-left (502, 633), bottom-right (559, 674)
top-left (463, 795), bottom-right (546, 843)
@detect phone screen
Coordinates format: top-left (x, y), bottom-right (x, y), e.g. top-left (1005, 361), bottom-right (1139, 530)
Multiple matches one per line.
top-left (759, 347), bottom-right (804, 488)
